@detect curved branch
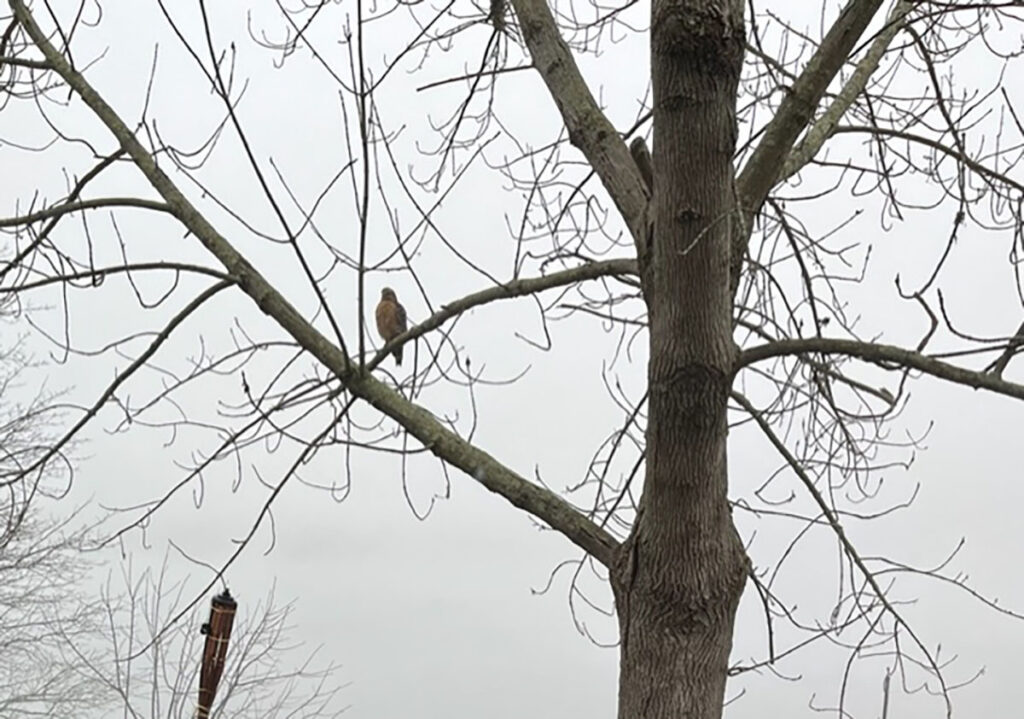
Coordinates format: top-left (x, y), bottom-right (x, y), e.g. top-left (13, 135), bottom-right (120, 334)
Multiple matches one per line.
top-left (739, 337), bottom-right (1024, 402)
top-left (0, 55), bottom-right (49, 68)
top-left (830, 125), bottom-right (1024, 194)
top-left (1, 262), bottom-right (233, 292)
top-left (348, 369), bottom-right (619, 563)
top-left (12, 0), bottom-right (619, 565)
top-left (0, 151), bottom-right (127, 286)
top-left (734, 0), bottom-right (888, 293)
top-left (0, 197), bottom-right (172, 227)
top-left (372, 258), bottom-right (637, 368)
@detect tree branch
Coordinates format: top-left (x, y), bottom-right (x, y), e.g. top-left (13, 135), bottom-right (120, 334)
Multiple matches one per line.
top-left (1, 262), bottom-right (234, 293)
top-left (739, 337), bottom-right (1024, 402)
top-left (0, 55), bottom-right (49, 68)
top-left (4, 280), bottom-right (234, 489)
top-left (373, 258), bottom-right (637, 368)
top-left (830, 125), bottom-right (1024, 194)
top-left (11, 0), bottom-right (619, 566)
top-left (347, 369), bottom-right (619, 563)
top-left (0, 197), bottom-right (172, 227)
top-left (508, 0), bottom-right (648, 253)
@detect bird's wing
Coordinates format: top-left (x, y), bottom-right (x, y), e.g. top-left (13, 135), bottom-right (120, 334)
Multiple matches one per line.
top-left (374, 301), bottom-right (389, 338)
top-left (396, 301), bottom-right (408, 332)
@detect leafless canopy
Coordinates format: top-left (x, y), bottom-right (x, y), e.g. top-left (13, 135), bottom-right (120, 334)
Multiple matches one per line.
top-left (3, 0), bottom-right (1024, 715)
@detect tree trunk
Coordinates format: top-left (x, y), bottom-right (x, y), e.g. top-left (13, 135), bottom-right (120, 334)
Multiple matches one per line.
top-left (613, 2), bottom-right (748, 717)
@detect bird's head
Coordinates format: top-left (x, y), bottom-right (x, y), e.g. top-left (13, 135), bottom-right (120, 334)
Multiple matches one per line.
top-left (381, 287), bottom-right (397, 302)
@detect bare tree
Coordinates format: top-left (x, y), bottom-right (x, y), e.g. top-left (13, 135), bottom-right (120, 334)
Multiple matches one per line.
top-left (2, 0), bottom-right (1024, 717)
top-left (0, 299), bottom-right (101, 718)
top-left (0, 511), bottom-right (106, 718)
top-left (0, 307), bottom-right (343, 718)
top-left (72, 556), bottom-right (346, 719)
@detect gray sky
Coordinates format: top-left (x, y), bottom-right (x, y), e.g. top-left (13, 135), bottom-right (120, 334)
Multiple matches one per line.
top-left (3, 0), bottom-right (1024, 717)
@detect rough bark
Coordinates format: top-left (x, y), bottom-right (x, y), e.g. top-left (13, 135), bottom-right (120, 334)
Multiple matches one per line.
top-left (612, 2), bottom-right (749, 718)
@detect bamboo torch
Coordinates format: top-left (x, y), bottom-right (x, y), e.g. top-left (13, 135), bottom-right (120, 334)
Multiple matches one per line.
top-left (196, 588), bottom-right (237, 718)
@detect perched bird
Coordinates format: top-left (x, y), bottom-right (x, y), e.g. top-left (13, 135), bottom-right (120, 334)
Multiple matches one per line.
top-left (375, 287), bottom-right (408, 365)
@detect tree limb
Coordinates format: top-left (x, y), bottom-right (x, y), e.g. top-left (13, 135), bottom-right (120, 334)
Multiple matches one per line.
top-left (831, 125), bottom-right (1024, 194)
top-left (738, 0), bottom-right (886, 206)
top-left (3, 280), bottom-right (234, 489)
top-left (0, 197), bottom-right (172, 227)
top-left (10, 0), bottom-right (619, 566)
top-left (347, 369), bottom-right (619, 563)
top-left (0, 55), bottom-right (49, 68)
top-left (373, 258), bottom-right (637, 368)
top-left (1, 262), bottom-right (234, 293)
top-left (739, 337), bottom-right (1024, 402)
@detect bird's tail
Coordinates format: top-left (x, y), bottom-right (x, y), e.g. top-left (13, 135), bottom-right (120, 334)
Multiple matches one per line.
top-left (393, 346), bottom-right (403, 366)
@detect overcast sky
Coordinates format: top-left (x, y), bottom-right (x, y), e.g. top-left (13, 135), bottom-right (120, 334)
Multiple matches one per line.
top-left (3, 1), bottom-right (1024, 717)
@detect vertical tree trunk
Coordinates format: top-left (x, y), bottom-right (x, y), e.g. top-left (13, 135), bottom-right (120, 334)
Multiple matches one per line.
top-left (613, 2), bottom-right (748, 717)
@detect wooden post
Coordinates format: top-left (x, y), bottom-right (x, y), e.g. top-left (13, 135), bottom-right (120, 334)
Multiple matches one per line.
top-left (196, 588), bottom-right (237, 718)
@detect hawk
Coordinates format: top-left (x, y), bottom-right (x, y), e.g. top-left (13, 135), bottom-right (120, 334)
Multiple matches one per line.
top-left (375, 287), bottom-right (408, 365)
